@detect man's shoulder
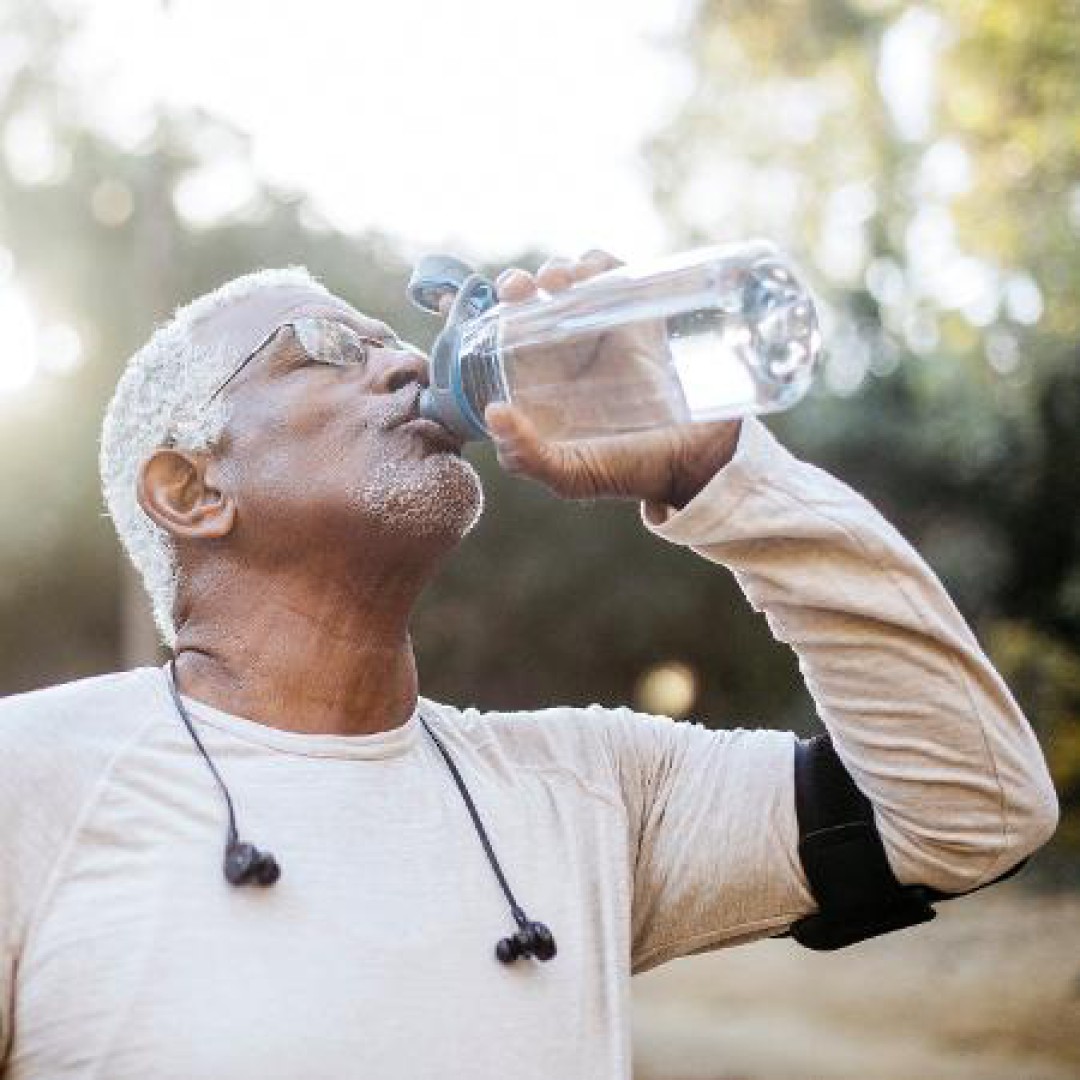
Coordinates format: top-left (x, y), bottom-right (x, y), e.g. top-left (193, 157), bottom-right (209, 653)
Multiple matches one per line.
top-left (425, 698), bottom-right (778, 788)
top-left (0, 669), bottom-right (169, 916)
top-left (0, 666), bottom-right (166, 761)
top-left (422, 697), bottom-right (653, 780)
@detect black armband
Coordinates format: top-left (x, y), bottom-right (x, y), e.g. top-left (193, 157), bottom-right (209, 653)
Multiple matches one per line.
top-left (781, 733), bottom-right (1026, 951)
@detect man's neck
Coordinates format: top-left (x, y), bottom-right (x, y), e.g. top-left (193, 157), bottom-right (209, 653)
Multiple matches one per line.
top-left (172, 564), bottom-right (423, 737)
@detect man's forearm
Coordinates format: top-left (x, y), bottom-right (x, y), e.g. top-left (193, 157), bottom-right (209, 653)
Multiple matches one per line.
top-left (644, 418), bottom-right (1059, 894)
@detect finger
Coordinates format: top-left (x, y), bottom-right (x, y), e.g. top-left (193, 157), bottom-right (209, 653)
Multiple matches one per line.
top-left (536, 256), bottom-right (575, 294)
top-left (488, 401), bottom-right (540, 477)
top-left (485, 402), bottom-right (541, 473)
top-left (485, 403), bottom-right (586, 495)
top-left (495, 268), bottom-right (539, 304)
top-left (571, 248), bottom-right (624, 282)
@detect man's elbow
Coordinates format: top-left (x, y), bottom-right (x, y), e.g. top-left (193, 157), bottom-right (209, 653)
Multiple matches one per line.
top-left (951, 773), bottom-right (1059, 891)
top-left (1011, 774), bottom-right (1060, 864)
top-left (884, 772), bottom-right (1060, 895)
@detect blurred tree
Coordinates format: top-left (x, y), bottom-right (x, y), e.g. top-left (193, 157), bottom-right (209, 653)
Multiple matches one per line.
top-left (989, 620), bottom-right (1080, 841)
top-left (645, 0), bottom-right (1080, 799)
top-left (0, 0), bottom-right (428, 687)
top-left (0, 0), bottom-right (808, 731)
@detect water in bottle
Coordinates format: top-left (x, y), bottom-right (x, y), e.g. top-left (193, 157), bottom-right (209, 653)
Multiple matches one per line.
top-left (412, 241), bottom-right (821, 444)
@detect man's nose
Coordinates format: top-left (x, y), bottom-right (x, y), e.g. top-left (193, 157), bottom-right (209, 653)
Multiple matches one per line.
top-left (375, 346), bottom-right (430, 394)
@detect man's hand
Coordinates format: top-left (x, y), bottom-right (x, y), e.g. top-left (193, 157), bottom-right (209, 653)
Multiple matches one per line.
top-left (483, 250), bottom-right (742, 508)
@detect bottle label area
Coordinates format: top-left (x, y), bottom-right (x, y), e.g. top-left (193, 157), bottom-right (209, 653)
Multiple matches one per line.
top-left (449, 249), bottom-right (819, 445)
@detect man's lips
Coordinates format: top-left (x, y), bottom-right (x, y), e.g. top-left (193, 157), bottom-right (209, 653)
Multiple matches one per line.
top-left (382, 389), bottom-right (423, 431)
top-left (398, 416), bottom-right (465, 453)
top-left (381, 390), bottom-right (465, 453)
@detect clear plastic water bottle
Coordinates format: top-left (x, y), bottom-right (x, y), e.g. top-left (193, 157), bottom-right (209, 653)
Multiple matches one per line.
top-left (407, 241), bottom-right (821, 444)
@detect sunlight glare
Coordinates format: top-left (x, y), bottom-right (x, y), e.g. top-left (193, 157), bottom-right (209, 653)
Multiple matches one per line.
top-left (64, 0), bottom-right (686, 261)
top-left (878, 8), bottom-right (943, 143)
top-left (0, 284), bottom-right (41, 394)
top-left (39, 324), bottom-right (84, 376)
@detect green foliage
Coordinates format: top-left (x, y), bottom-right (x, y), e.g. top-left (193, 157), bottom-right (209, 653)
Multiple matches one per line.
top-left (989, 620), bottom-right (1080, 795)
top-left (988, 620), bottom-right (1080, 850)
top-left (0, 1), bottom-right (423, 690)
top-left (647, 0), bottom-right (1080, 851)
top-left (0, 0), bottom-right (1075, 807)
top-left (0, 0), bottom-right (812, 730)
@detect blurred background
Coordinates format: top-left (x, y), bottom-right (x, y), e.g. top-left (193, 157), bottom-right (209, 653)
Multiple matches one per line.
top-left (0, 0), bottom-right (1077, 1075)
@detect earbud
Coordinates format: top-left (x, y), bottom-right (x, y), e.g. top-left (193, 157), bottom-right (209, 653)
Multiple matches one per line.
top-left (225, 841), bottom-right (281, 887)
top-left (168, 660), bottom-right (554, 965)
top-left (166, 662), bottom-right (284, 890)
top-left (496, 920), bottom-right (557, 964)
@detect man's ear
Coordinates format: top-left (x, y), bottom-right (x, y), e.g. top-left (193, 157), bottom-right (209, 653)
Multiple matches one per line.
top-left (137, 448), bottom-right (236, 540)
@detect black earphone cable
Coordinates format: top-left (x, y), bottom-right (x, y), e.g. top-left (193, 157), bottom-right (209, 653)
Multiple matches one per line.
top-left (166, 658), bottom-right (240, 848)
top-left (418, 714), bottom-right (528, 928)
top-left (164, 663), bottom-right (553, 958)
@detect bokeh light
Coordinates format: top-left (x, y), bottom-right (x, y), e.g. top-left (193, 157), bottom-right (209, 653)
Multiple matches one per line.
top-left (635, 661), bottom-right (697, 719)
top-left (0, 282), bottom-right (40, 394)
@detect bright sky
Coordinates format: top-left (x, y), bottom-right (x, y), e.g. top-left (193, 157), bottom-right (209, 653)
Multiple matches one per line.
top-left (65, 0), bottom-right (692, 264)
top-left (5, 0), bottom-right (1032, 399)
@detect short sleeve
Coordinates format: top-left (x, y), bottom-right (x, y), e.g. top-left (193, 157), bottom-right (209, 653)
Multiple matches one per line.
top-left (601, 708), bottom-right (813, 973)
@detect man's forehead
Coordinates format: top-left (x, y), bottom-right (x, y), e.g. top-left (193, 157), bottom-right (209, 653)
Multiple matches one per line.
top-left (187, 283), bottom-right (392, 368)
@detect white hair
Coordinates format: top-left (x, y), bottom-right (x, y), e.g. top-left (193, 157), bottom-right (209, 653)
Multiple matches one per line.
top-left (100, 267), bottom-right (332, 648)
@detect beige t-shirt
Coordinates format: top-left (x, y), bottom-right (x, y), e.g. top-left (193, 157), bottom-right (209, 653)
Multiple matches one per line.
top-left (0, 419), bottom-right (1057, 1079)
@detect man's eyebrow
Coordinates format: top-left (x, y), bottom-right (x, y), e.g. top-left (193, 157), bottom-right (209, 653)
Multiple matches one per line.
top-left (354, 321), bottom-right (399, 343)
top-left (373, 326), bottom-right (410, 348)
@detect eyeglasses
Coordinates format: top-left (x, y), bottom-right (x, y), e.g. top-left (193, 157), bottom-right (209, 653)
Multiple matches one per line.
top-left (207, 317), bottom-right (421, 403)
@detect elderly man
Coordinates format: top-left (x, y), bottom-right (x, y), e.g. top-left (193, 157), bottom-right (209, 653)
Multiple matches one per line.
top-left (0, 251), bottom-right (1058, 1078)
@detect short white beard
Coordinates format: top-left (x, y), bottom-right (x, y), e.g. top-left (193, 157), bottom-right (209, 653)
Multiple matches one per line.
top-left (351, 454), bottom-right (485, 542)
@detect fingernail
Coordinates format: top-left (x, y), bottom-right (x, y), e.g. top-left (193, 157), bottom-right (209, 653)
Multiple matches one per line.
top-left (485, 402), bottom-right (513, 435)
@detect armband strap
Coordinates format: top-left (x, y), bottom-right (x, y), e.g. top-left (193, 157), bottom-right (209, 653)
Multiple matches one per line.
top-left (782, 734), bottom-right (1026, 951)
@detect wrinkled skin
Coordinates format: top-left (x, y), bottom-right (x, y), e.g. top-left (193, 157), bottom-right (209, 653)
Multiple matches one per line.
top-left (487, 250), bottom-right (741, 508)
top-left (139, 250), bottom-right (739, 737)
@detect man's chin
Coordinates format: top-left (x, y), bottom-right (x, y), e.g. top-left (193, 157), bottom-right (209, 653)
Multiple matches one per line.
top-left (351, 453), bottom-right (484, 543)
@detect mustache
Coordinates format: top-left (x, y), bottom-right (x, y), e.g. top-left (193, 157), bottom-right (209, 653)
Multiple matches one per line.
top-left (381, 386), bottom-right (425, 431)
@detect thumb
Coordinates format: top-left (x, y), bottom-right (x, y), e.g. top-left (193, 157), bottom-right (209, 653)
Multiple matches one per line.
top-left (485, 404), bottom-right (595, 496)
